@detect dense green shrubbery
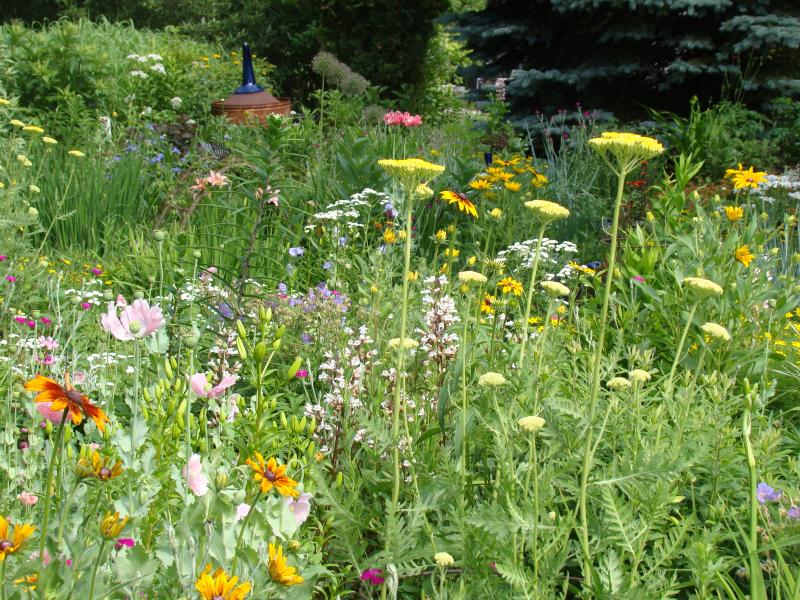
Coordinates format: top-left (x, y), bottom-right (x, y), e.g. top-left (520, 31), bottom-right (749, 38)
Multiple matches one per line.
top-left (458, 0), bottom-right (800, 118)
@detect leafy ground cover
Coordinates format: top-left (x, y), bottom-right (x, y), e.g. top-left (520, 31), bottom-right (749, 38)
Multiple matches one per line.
top-left (2, 19), bottom-right (800, 600)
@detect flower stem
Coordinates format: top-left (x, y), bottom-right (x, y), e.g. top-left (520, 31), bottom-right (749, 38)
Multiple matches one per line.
top-left (578, 163), bottom-right (627, 579)
top-left (231, 491), bottom-right (261, 575)
top-left (88, 539), bottom-right (107, 600)
top-left (460, 298), bottom-right (470, 490)
top-left (39, 409), bottom-right (69, 569)
top-left (666, 301), bottom-right (699, 397)
top-left (518, 224), bottom-right (547, 369)
top-left (1, 559), bottom-right (6, 600)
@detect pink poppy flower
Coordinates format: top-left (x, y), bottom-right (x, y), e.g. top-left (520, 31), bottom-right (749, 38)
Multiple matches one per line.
top-left (101, 299), bottom-right (165, 341)
top-left (286, 493), bottom-right (312, 526)
top-left (115, 295), bottom-right (127, 307)
top-left (182, 454), bottom-right (209, 497)
top-left (18, 491), bottom-right (38, 506)
top-left (235, 503), bottom-right (251, 522)
top-left (189, 373), bottom-right (237, 398)
top-left (37, 401), bottom-right (65, 424)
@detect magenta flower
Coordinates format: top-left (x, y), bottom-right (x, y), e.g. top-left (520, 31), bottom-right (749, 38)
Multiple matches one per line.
top-left (0, 255), bottom-right (7, 261)
top-left (189, 373), bottom-right (237, 398)
top-left (633, 275), bottom-right (645, 283)
top-left (5, 275), bottom-right (17, 283)
top-left (101, 298), bottom-right (165, 341)
top-left (361, 568), bottom-right (385, 585)
top-left (81, 302), bottom-right (91, 310)
top-left (91, 268), bottom-right (103, 276)
top-left (114, 538), bottom-right (135, 550)
top-left (26, 320), bottom-right (36, 328)
top-left (295, 369), bottom-right (309, 379)
top-left (383, 110), bottom-right (422, 127)
top-left (286, 493), bottom-right (312, 526)
top-left (39, 317), bottom-right (52, 326)
top-left (14, 316), bottom-right (26, 324)
top-left (182, 454), bottom-right (209, 497)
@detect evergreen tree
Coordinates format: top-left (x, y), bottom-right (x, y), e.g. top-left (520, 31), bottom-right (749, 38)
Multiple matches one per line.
top-left (457, 0), bottom-right (800, 117)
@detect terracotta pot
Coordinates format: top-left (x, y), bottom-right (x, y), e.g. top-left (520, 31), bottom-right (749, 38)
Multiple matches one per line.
top-left (211, 92), bottom-right (291, 124)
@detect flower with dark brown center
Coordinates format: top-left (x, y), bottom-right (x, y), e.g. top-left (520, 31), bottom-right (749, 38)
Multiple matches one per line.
top-left (245, 452), bottom-right (299, 498)
top-left (24, 372), bottom-right (109, 432)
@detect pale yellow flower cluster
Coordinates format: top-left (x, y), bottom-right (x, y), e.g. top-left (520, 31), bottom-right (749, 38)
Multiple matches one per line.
top-left (700, 322), bottom-right (731, 342)
top-left (540, 280), bottom-right (570, 297)
top-left (518, 415), bottom-right (545, 433)
top-left (524, 199), bottom-right (570, 222)
top-left (588, 131), bottom-right (664, 162)
top-left (378, 158), bottom-right (444, 182)
top-left (478, 372), bottom-right (507, 387)
top-left (457, 270), bottom-right (487, 285)
top-left (682, 276), bottom-right (723, 298)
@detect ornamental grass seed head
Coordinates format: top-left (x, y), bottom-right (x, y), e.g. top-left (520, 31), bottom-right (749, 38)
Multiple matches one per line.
top-left (682, 276), bottom-right (723, 298)
top-left (524, 199), bottom-right (570, 222)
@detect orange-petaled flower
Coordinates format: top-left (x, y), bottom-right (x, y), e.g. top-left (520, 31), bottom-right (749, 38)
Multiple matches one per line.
top-left (724, 205), bottom-right (744, 222)
top-left (24, 372), bottom-right (108, 432)
top-left (14, 574), bottom-right (38, 591)
top-left (439, 191), bottom-right (478, 219)
top-left (196, 565), bottom-right (251, 600)
top-left (480, 294), bottom-right (496, 314)
top-left (77, 451), bottom-right (123, 481)
top-left (0, 515), bottom-right (36, 560)
top-left (497, 277), bottom-right (524, 296)
top-left (724, 163), bottom-right (767, 190)
top-left (735, 244), bottom-right (755, 267)
top-left (268, 542), bottom-right (304, 586)
top-left (245, 453), bottom-right (299, 498)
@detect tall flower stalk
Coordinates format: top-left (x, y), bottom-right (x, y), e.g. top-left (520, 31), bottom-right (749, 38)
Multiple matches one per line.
top-left (377, 159), bottom-right (444, 570)
top-left (578, 132), bottom-right (664, 578)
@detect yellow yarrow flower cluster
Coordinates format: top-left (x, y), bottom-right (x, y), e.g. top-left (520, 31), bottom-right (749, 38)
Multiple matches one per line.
top-left (524, 199), bottom-right (570, 222)
top-left (378, 158), bottom-right (444, 183)
top-left (588, 131), bottom-right (664, 163)
top-left (700, 322), bottom-right (731, 342)
top-left (682, 276), bottom-right (723, 298)
top-left (540, 280), bottom-right (570, 297)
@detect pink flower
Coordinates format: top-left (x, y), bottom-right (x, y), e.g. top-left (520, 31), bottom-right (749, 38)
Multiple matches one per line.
top-left (403, 114), bottom-right (422, 127)
top-left (189, 373), bottom-right (237, 398)
top-left (14, 316), bottom-right (26, 324)
top-left (37, 402), bottom-right (65, 424)
top-left (235, 503), bottom-right (251, 522)
top-left (115, 295), bottom-right (127, 307)
top-left (26, 320), bottom-right (36, 328)
top-left (114, 538), bottom-right (135, 550)
top-left (286, 493), bottom-right (312, 526)
top-left (190, 177), bottom-right (207, 193)
top-left (30, 550), bottom-right (52, 567)
top-left (101, 298), bottom-right (165, 341)
top-left (81, 302), bottom-right (91, 310)
top-left (6, 275), bottom-right (17, 283)
top-left (37, 336), bottom-right (59, 351)
top-left (295, 369), bottom-right (308, 379)
top-left (361, 568), bottom-right (385, 585)
top-left (39, 317), bottom-right (52, 326)
top-left (0, 255), bottom-right (7, 261)
top-left (40, 354), bottom-right (54, 366)
top-left (72, 371), bottom-right (87, 385)
top-left (206, 170), bottom-right (228, 187)
top-left (633, 275), bottom-right (645, 283)
top-left (383, 110), bottom-right (422, 127)
top-left (18, 491), bottom-right (38, 506)
top-left (182, 454), bottom-right (209, 496)
top-left (91, 268), bottom-right (103, 276)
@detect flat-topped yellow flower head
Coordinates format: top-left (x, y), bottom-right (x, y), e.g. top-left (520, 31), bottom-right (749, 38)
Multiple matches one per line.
top-left (589, 131), bottom-right (664, 167)
top-left (378, 158), bottom-right (444, 185)
top-left (524, 200), bottom-right (570, 222)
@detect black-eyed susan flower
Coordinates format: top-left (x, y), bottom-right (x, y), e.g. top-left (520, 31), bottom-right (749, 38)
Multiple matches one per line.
top-left (245, 453), bottom-right (299, 498)
top-left (76, 451), bottom-right (123, 481)
top-left (99, 512), bottom-right (129, 539)
top-left (469, 178), bottom-right (492, 191)
top-left (0, 515), bottom-right (36, 560)
top-left (480, 294), bottom-right (496, 314)
top-left (503, 181), bottom-right (521, 192)
top-left (724, 205), bottom-right (744, 222)
top-left (268, 542), bottom-right (304, 586)
top-left (497, 277), bottom-right (523, 296)
top-left (439, 191), bottom-right (478, 219)
top-left (24, 373), bottom-right (109, 432)
top-left (196, 565), bottom-right (251, 599)
top-left (725, 164), bottom-right (767, 190)
top-left (735, 244), bottom-right (754, 267)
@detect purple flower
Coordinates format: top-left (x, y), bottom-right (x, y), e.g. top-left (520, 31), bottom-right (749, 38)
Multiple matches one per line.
top-left (149, 153), bottom-right (164, 164)
top-left (323, 261), bottom-right (333, 270)
top-left (757, 482), bottom-right (781, 504)
top-left (338, 236), bottom-right (347, 247)
top-left (295, 369), bottom-right (309, 379)
top-left (300, 333), bottom-right (313, 344)
top-left (360, 568), bottom-right (385, 585)
top-left (277, 282), bottom-right (288, 294)
top-left (288, 246), bottom-right (304, 258)
top-left (788, 506), bottom-right (800, 519)
top-left (91, 268), bottom-right (103, 276)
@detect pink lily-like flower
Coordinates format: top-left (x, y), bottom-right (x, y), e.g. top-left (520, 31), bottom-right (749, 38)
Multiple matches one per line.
top-left (182, 454), bottom-right (209, 496)
top-left (101, 299), bottom-right (165, 341)
top-left (189, 373), bottom-right (237, 398)
top-left (206, 170), bottom-right (228, 187)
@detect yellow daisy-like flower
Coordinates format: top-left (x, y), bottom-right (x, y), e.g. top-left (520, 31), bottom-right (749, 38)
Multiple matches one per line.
top-left (444, 247), bottom-right (460, 258)
top-left (0, 98), bottom-right (9, 106)
top-left (407, 271), bottom-right (419, 282)
top-left (568, 260), bottom-right (596, 276)
top-left (383, 228), bottom-right (397, 244)
top-left (724, 164), bottom-right (767, 190)
top-left (724, 205), bottom-right (743, 222)
top-left (99, 512), bottom-right (129, 539)
top-left (378, 158), bottom-right (444, 182)
top-left (588, 131), bottom-right (665, 162)
top-left (494, 171), bottom-right (514, 182)
top-left (489, 207), bottom-right (503, 220)
top-left (76, 451), bottom-right (123, 481)
top-left (13, 574), bottom-right (37, 591)
top-left (269, 542), bottom-right (304, 586)
top-left (469, 178), bottom-right (492, 190)
top-left (504, 181), bottom-right (521, 192)
top-left (0, 516), bottom-right (35, 560)
top-left (530, 172), bottom-right (548, 187)
top-left (245, 453), bottom-right (300, 498)
top-left (435, 229), bottom-right (447, 242)
top-left (524, 199), bottom-right (570, 222)
top-left (467, 255), bottom-right (477, 266)
top-left (497, 276), bottom-right (523, 296)
top-left (735, 244), bottom-right (755, 267)
top-left (480, 294), bottom-right (496, 314)
top-left (196, 565), bottom-right (252, 600)
top-left (439, 191), bottom-right (478, 219)
top-left (67, 150), bottom-right (86, 158)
